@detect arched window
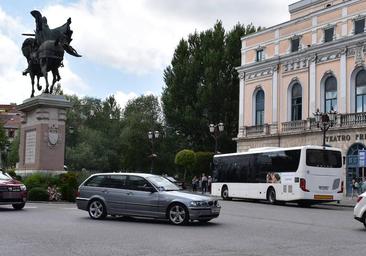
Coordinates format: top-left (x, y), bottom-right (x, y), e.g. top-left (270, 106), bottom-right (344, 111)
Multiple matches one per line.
top-left (356, 70), bottom-right (366, 113)
top-left (324, 76), bottom-right (337, 112)
top-left (291, 83), bottom-right (302, 121)
top-left (255, 90), bottom-right (264, 126)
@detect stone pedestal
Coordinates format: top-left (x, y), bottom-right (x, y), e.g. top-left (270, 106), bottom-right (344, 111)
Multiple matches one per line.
top-left (16, 94), bottom-right (71, 175)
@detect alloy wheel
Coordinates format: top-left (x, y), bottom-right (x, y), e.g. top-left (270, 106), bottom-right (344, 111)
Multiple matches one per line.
top-left (169, 205), bottom-right (187, 225)
top-left (89, 200), bottom-right (105, 219)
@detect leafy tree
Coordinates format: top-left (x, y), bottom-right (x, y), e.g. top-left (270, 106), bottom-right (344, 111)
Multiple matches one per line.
top-left (0, 124), bottom-right (7, 169)
top-left (162, 21), bottom-right (259, 153)
top-left (7, 131), bottom-right (19, 168)
top-left (174, 149), bottom-right (196, 181)
top-left (194, 151), bottom-right (214, 177)
top-left (120, 95), bottom-right (162, 172)
top-left (65, 95), bottom-right (124, 171)
top-left (0, 124), bottom-right (6, 151)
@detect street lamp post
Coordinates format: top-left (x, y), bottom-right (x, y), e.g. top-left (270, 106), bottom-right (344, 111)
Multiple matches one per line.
top-left (148, 130), bottom-right (159, 174)
top-left (313, 107), bottom-right (337, 148)
top-left (209, 122), bottom-right (224, 154)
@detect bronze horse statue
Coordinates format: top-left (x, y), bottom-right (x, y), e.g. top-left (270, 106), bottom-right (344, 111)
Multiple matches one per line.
top-left (22, 10), bottom-right (81, 98)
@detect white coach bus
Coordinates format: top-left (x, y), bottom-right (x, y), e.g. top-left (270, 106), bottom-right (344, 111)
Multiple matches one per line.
top-left (211, 145), bottom-right (343, 206)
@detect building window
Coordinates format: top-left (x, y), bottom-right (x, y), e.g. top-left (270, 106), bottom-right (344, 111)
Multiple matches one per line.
top-left (325, 76), bottom-right (337, 112)
top-left (291, 83), bottom-right (302, 121)
top-left (356, 70), bottom-right (366, 113)
top-left (355, 18), bottom-right (365, 35)
top-left (291, 37), bottom-right (300, 52)
top-left (324, 27), bottom-right (334, 42)
top-left (255, 89), bottom-right (264, 125)
top-left (256, 49), bottom-right (264, 62)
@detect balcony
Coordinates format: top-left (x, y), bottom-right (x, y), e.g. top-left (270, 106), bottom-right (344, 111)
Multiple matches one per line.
top-left (239, 112), bottom-right (366, 138)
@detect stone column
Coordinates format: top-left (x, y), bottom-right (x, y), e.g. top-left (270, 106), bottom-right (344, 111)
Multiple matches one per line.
top-left (340, 48), bottom-right (347, 113)
top-left (309, 55), bottom-right (317, 115)
top-left (238, 72), bottom-right (245, 137)
top-left (16, 94), bottom-right (72, 175)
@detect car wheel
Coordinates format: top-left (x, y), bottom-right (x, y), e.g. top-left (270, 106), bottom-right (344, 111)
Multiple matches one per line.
top-left (267, 188), bottom-right (276, 204)
top-left (88, 200), bottom-right (107, 220)
top-left (12, 203), bottom-right (25, 210)
top-left (168, 203), bottom-right (189, 225)
top-left (221, 186), bottom-right (232, 201)
top-left (363, 214), bottom-right (366, 229)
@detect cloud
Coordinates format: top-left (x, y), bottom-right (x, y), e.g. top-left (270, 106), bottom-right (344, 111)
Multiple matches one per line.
top-left (39, 0), bottom-right (294, 75)
top-left (113, 89), bottom-right (160, 110)
top-left (114, 90), bottom-right (138, 110)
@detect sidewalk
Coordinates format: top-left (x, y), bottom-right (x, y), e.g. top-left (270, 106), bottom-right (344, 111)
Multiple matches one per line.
top-left (322, 196), bottom-right (358, 208)
top-left (193, 191), bottom-right (358, 207)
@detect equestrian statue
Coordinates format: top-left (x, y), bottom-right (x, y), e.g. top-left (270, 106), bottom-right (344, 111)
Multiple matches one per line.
top-left (22, 10), bottom-right (81, 98)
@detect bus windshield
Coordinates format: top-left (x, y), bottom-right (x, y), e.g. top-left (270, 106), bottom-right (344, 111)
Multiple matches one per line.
top-left (306, 149), bottom-right (342, 168)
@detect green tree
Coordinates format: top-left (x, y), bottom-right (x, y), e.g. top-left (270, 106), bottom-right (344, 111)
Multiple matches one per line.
top-left (65, 95), bottom-right (124, 171)
top-left (0, 124), bottom-right (6, 151)
top-left (162, 21), bottom-right (259, 153)
top-left (194, 151), bottom-right (214, 177)
top-left (7, 132), bottom-right (19, 168)
top-left (120, 95), bottom-right (162, 172)
top-left (174, 149), bottom-right (196, 182)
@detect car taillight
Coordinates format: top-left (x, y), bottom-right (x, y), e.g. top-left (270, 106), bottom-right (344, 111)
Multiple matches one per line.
top-left (337, 181), bottom-right (344, 193)
top-left (300, 178), bottom-right (309, 192)
top-left (75, 190), bottom-right (80, 197)
top-left (357, 196), bottom-right (364, 203)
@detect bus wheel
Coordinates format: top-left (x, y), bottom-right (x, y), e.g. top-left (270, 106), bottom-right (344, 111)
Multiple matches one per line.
top-left (221, 186), bottom-right (232, 201)
top-left (267, 188), bottom-right (276, 204)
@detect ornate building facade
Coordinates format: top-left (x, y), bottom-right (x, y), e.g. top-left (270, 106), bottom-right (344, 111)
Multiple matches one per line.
top-left (236, 0), bottom-right (366, 195)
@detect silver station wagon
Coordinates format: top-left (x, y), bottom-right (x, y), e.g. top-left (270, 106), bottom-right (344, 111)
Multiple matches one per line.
top-left (76, 173), bottom-right (221, 225)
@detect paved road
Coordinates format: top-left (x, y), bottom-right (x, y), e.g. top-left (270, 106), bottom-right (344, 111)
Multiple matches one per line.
top-left (0, 200), bottom-right (364, 256)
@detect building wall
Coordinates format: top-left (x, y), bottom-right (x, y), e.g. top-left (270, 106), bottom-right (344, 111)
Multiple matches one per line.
top-left (237, 0), bottom-right (366, 195)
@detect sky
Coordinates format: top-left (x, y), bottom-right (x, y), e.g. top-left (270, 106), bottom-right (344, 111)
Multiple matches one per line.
top-left (0, 0), bottom-right (298, 109)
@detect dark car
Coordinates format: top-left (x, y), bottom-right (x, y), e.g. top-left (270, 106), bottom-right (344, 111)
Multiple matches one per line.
top-left (76, 173), bottom-right (220, 225)
top-left (0, 171), bottom-right (27, 210)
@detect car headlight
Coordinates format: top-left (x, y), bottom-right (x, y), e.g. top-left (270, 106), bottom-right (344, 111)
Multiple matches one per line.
top-left (190, 201), bottom-right (209, 207)
top-left (20, 185), bottom-right (27, 191)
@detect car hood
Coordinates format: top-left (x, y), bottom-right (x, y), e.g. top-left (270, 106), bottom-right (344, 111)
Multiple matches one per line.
top-left (162, 190), bottom-right (214, 201)
top-left (0, 179), bottom-right (21, 186)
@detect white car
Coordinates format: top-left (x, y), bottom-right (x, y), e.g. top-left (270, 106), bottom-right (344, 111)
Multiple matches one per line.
top-left (354, 192), bottom-right (366, 229)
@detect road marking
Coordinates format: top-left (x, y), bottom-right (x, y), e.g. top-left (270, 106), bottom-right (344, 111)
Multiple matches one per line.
top-left (25, 206), bottom-right (38, 209)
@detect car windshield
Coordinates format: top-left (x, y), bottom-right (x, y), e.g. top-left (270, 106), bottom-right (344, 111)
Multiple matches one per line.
top-left (0, 172), bottom-right (12, 180)
top-left (147, 176), bottom-right (180, 191)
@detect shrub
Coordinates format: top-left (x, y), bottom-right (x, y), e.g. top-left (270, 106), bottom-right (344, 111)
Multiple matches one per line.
top-left (175, 149), bottom-right (196, 181)
top-left (59, 172), bottom-right (79, 202)
top-left (23, 173), bottom-right (61, 191)
top-left (28, 187), bottom-right (49, 201)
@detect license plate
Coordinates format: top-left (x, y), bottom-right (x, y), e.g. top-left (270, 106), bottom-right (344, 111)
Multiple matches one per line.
top-left (2, 192), bottom-right (19, 199)
top-left (211, 208), bottom-right (220, 214)
top-left (314, 195), bottom-right (333, 200)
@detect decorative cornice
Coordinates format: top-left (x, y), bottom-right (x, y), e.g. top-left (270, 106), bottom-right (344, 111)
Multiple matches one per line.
top-left (282, 58), bottom-right (308, 73)
top-left (237, 35), bottom-right (366, 74)
top-left (245, 66), bottom-right (277, 81)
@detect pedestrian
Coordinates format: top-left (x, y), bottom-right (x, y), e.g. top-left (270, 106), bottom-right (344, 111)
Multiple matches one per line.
top-left (192, 176), bottom-right (198, 192)
top-left (352, 178), bottom-right (359, 198)
top-left (208, 176), bottom-right (212, 193)
top-left (201, 173), bottom-right (208, 194)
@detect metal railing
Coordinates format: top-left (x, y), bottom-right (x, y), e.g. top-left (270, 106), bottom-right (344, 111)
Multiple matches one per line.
top-left (240, 112), bottom-right (366, 138)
